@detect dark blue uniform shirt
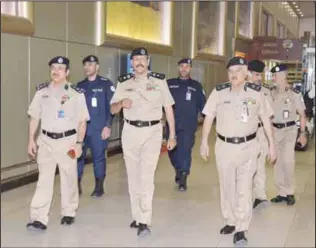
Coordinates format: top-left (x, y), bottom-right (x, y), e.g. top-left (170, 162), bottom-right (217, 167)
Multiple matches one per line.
top-left (77, 75), bottom-right (115, 135)
top-left (167, 77), bottom-right (206, 131)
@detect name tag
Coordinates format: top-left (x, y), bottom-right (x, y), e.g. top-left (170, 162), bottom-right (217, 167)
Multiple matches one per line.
top-left (186, 91), bottom-right (191, 101)
top-left (58, 110), bottom-right (65, 118)
top-left (91, 97), bottom-right (97, 107)
top-left (283, 110), bottom-right (289, 119)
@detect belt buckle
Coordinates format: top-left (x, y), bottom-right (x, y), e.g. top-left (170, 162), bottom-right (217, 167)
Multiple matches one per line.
top-left (52, 133), bottom-right (57, 139)
top-left (137, 121), bottom-right (141, 127)
top-left (233, 137), bottom-right (239, 144)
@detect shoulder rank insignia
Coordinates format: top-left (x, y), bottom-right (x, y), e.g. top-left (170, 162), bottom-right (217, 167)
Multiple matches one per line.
top-left (70, 84), bottom-right (85, 93)
top-left (215, 82), bottom-right (231, 91)
top-left (262, 83), bottom-right (271, 90)
top-left (100, 77), bottom-right (108, 81)
top-left (149, 72), bottom-right (165, 80)
top-left (245, 82), bottom-right (261, 92)
top-left (118, 73), bottom-right (133, 83)
top-left (291, 87), bottom-right (300, 94)
top-left (36, 82), bottom-right (49, 91)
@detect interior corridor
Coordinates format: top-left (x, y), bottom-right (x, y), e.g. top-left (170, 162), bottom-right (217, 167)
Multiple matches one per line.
top-left (1, 128), bottom-right (315, 247)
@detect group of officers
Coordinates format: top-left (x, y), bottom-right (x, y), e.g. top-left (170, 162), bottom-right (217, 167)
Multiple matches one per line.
top-left (25, 47), bottom-right (307, 246)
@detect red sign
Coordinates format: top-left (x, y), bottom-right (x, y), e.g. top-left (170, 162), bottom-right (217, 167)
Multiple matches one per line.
top-left (247, 36), bottom-right (303, 61)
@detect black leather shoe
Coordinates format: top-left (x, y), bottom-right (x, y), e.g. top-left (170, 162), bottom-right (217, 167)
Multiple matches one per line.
top-left (175, 171), bottom-right (180, 184)
top-left (233, 231), bottom-right (248, 245)
top-left (220, 225), bottom-right (235, 234)
top-left (26, 221), bottom-right (47, 230)
top-left (78, 178), bottom-right (82, 196)
top-left (61, 216), bottom-right (75, 225)
top-left (130, 220), bottom-right (139, 228)
top-left (286, 195), bottom-right (296, 206)
top-left (253, 198), bottom-right (268, 209)
top-left (271, 195), bottom-right (287, 203)
top-left (137, 223), bottom-right (151, 236)
top-left (91, 178), bottom-right (104, 197)
top-left (178, 172), bottom-right (187, 191)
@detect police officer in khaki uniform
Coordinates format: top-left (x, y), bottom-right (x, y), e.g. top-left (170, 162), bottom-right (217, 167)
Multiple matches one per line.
top-left (248, 60), bottom-right (274, 209)
top-left (200, 57), bottom-right (277, 245)
top-left (269, 64), bottom-right (307, 206)
top-left (110, 47), bottom-right (177, 236)
top-left (26, 56), bottom-right (90, 230)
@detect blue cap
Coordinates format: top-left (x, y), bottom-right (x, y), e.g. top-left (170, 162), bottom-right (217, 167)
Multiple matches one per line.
top-left (226, 57), bottom-right (247, 68)
top-left (248, 60), bottom-right (265, 73)
top-left (48, 56), bottom-right (70, 67)
top-left (270, 64), bottom-right (288, 73)
top-left (178, 58), bottom-right (192, 66)
top-left (82, 55), bottom-right (99, 64)
top-left (130, 47), bottom-right (148, 59)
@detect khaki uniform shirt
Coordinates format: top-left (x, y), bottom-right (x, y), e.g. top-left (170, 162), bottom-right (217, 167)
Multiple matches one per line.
top-left (271, 87), bottom-right (306, 123)
top-left (28, 82), bottom-right (90, 132)
top-left (110, 72), bottom-right (175, 121)
top-left (202, 82), bottom-right (272, 137)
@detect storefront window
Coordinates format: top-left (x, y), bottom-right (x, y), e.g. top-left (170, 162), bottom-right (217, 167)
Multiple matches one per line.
top-left (197, 1), bottom-right (224, 55)
top-left (1, 2), bottom-right (19, 16)
top-left (238, 1), bottom-right (252, 38)
top-left (261, 10), bottom-right (273, 36)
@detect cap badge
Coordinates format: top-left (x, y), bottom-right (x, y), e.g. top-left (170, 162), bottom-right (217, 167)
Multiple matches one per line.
top-left (140, 49), bottom-right (146, 55)
top-left (58, 57), bottom-right (63, 63)
top-left (90, 56), bottom-right (94, 61)
top-left (275, 67), bottom-right (280, 72)
top-left (239, 58), bottom-right (244, 64)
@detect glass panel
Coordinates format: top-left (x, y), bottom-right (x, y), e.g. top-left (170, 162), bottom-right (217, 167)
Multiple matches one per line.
top-left (226, 1), bottom-right (236, 58)
top-left (197, 1), bottom-right (223, 55)
top-left (238, 1), bottom-right (251, 37)
top-left (261, 11), bottom-right (268, 36)
top-left (1, 2), bottom-right (18, 16)
top-left (277, 23), bottom-right (281, 38)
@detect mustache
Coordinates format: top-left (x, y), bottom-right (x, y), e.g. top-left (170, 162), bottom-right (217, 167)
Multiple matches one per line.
top-left (136, 64), bottom-right (144, 68)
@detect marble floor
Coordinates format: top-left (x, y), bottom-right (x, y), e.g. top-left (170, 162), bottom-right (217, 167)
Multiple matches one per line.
top-left (1, 128), bottom-right (315, 247)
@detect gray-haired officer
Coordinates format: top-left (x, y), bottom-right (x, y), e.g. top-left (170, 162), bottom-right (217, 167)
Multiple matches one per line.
top-left (110, 47), bottom-right (177, 236)
top-left (269, 64), bottom-right (307, 206)
top-left (77, 55), bottom-right (115, 197)
top-left (248, 60), bottom-right (274, 209)
top-left (26, 56), bottom-right (90, 230)
top-left (200, 57), bottom-right (277, 245)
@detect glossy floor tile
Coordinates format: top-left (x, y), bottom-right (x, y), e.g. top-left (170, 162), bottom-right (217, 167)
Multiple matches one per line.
top-left (1, 128), bottom-right (315, 247)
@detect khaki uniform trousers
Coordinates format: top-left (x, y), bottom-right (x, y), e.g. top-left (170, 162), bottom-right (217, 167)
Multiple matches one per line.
top-left (122, 122), bottom-right (162, 225)
top-left (215, 138), bottom-right (259, 232)
top-left (30, 134), bottom-right (79, 225)
top-left (274, 126), bottom-right (297, 196)
top-left (253, 126), bottom-right (268, 200)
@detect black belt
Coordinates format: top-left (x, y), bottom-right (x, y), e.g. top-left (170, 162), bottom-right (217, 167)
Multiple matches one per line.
top-left (217, 132), bottom-right (256, 144)
top-left (258, 122), bottom-right (263, 128)
top-left (125, 119), bottom-right (160, 127)
top-left (272, 121), bottom-right (296, 129)
top-left (42, 129), bottom-right (77, 139)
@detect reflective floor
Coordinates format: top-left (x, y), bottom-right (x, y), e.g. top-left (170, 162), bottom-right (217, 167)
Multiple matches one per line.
top-left (1, 128), bottom-right (315, 247)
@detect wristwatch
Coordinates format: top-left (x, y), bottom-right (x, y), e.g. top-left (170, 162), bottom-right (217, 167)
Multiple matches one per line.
top-left (169, 135), bottom-right (177, 140)
top-left (300, 130), bottom-right (307, 135)
top-left (76, 141), bottom-right (83, 145)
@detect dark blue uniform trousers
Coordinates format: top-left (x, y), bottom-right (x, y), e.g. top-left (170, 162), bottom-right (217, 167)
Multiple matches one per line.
top-left (77, 131), bottom-right (107, 180)
top-left (167, 129), bottom-right (195, 175)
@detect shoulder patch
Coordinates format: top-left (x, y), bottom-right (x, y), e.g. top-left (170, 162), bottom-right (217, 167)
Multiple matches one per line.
top-left (149, 72), bottom-right (165, 80)
top-left (262, 83), bottom-right (271, 91)
top-left (36, 82), bottom-right (49, 91)
top-left (118, 73), bottom-right (133, 83)
top-left (215, 82), bottom-right (231, 91)
top-left (291, 87), bottom-right (300, 94)
top-left (70, 84), bottom-right (85, 94)
top-left (245, 82), bottom-right (261, 92)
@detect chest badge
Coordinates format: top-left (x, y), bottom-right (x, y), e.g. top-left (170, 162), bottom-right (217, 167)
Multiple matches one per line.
top-left (283, 97), bottom-right (291, 104)
top-left (146, 83), bottom-right (158, 91)
top-left (246, 97), bottom-right (256, 105)
top-left (61, 95), bottom-right (70, 105)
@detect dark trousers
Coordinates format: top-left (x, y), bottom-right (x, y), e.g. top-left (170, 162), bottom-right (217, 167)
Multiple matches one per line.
top-left (77, 131), bottom-right (107, 180)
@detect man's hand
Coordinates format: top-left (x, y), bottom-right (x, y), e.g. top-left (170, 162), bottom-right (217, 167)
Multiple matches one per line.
top-left (297, 132), bottom-right (307, 147)
top-left (101, 127), bottom-right (111, 140)
top-left (74, 143), bottom-right (83, 159)
top-left (267, 144), bottom-right (277, 164)
top-left (167, 138), bottom-right (177, 150)
top-left (28, 139), bottom-right (37, 158)
top-left (200, 141), bottom-right (209, 161)
top-left (121, 98), bottom-right (132, 109)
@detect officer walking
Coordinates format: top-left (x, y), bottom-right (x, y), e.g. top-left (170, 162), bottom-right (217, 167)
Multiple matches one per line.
top-left (248, 60), bottom-right (274, 209)
top-left (269, 64), bottom-right (307, 206)
top-left (167, 58), bottom-right (206, 191)
top-left (76, 55), bottom-right (115, 197)
top-left (200, 57), bottom-right (277, 245)
top-left (110, 47), bottom-right (177, 236)
top-left (26, 56), bottom-right (90, 230)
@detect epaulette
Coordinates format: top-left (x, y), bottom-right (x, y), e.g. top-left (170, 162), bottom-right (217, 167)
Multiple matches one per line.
top-left (118, 73), bottom-right (133, 83)
top-left (36, 82), bottom-right (49, 91)
top-left (149, 72), bottom-right (165, 80)
top-left (215, 82), bottom-right (231, 91)
top-left (245, 82), bottom-right (261, 92)
top-left (262, 83), bottom-right (272, 90)
top-left (291, 87), bottom-right (300, 94)
top-left (70, 84), bottom-right (85, 94)
top-left (100, 77), bottom-right (108, 82)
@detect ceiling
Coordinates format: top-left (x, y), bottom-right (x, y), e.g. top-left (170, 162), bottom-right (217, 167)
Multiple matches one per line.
top-left (292, 1), bottom-right (315, 18)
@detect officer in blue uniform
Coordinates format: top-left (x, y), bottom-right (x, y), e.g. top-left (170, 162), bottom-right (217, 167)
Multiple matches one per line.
top-left (166, 58), bottom-right (206, 191)
top-left (77, 55), bottom-right (115, 197)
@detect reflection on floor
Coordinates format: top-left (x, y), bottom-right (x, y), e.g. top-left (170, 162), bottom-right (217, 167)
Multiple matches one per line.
top-left (1, 129), bottom-right (315, 247)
